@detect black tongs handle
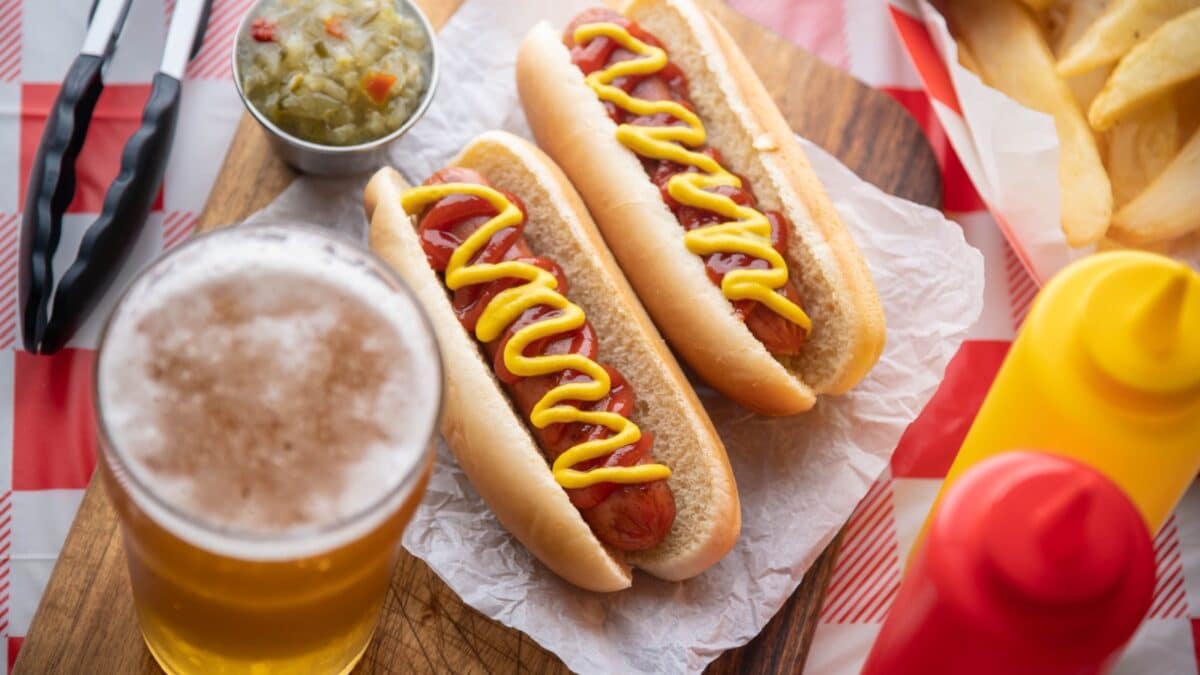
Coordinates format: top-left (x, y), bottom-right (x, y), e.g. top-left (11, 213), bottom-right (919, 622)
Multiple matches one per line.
top-left (18, 53), bottom-right (106, 352)
top-left (39, 72), bottom-right (182, 353)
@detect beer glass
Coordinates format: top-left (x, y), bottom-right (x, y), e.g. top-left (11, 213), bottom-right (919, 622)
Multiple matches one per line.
top-left (94, 225), bottom-right (442, 674)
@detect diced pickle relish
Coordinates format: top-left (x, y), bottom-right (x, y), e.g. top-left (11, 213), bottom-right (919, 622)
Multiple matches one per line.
top-left (237, 0), bottom-right (431, 146)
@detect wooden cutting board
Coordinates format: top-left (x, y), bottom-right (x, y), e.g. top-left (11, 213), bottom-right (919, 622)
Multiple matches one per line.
top-left (14, 1), bottom-right (940, 672)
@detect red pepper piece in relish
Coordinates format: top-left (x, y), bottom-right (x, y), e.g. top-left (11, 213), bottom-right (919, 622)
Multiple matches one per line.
top-left (250, 17), bottom-right (276, 42)
top-left (362, 71), bottom-right (396, 105)
top-left (324, 15), bottom-right (347, 39)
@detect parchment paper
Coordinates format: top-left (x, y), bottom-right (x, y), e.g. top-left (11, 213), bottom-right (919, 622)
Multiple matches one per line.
top-left (243, 0), bottom-right (985, 671)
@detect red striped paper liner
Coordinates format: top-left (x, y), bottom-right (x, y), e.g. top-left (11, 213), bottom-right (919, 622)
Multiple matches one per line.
top-left (0, 215), bottom-right (18, 351)
top-left (820, 476), bottom-right (900, 624)
top-left (0, 0), bottom-right (20, 83)
top-left (186, 0), bottom-right (256, 80)
top-left (1150, 517), bottom-right (1190, 620)
top-left (0, 491), bottom-right (10, 640)
top-left (162, 210), bottom-right (197, 250)
top-left (1004, 242), bottom-right (1038, 331)
top-left (889, 4), bottom-right (1055, 288)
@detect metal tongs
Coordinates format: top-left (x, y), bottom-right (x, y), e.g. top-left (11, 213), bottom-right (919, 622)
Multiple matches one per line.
top-left (18, 0), bottom-right (212, 354)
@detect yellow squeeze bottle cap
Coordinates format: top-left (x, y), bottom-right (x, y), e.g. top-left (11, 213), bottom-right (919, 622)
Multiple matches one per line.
top-left (1080, 254), bottom-right (1200, 400)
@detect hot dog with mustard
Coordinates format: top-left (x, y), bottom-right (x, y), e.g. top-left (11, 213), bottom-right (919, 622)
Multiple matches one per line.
top-left (517, 0), bottom-right (886, 415)
top-left (364, 131), bottom-right (739, 591)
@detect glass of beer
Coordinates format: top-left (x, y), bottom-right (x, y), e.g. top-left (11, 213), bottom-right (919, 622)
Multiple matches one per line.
top-left (94, 224), bottom-right (442, 674)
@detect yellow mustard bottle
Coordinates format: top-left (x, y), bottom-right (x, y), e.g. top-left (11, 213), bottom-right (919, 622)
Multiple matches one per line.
top-left (929, 251), bottom-right (1200, 534)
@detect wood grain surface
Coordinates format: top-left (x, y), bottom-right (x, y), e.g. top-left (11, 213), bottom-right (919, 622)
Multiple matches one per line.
top-left (14, 1), bottom-right (940, 673)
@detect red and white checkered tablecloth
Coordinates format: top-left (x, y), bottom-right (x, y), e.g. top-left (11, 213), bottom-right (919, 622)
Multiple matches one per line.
top-left (1, 1), bottom-right (1195, 673)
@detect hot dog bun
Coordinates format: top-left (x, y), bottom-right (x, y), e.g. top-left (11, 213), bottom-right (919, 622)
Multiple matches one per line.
top-left (364, 131), bottom-right (739, 591)
top-left (516, 0), bottom-right (885, 416)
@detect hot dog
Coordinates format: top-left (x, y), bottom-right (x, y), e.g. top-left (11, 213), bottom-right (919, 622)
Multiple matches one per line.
top-left (364, 131), bottom-right (739, 591)
top-left (517, 0), bottom-right (886, 415)
top-left (414, 166), bottom-right (675, 552)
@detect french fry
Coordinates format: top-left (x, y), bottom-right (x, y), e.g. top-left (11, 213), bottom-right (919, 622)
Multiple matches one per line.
top-left (1052, 0), bottom-right (1113, 111)
top-left (1052, 0), bottom-right (1112, 54)
top-left (1043, 0), bottom-right (1069, 44)
top-left (1096, 236), bottom-right (1173, 253)
top-left (1163, 229), bottom-right (1200, 258)
top-left (1088, 8), bottom-right (1200, 130)
top-left (1105, 99), bottom-right (1179, 206)
top-left (955, 37), bottom-right (981, 74)
top-left (1177, 78), bottom-right (1200, 139)
top-left (1067, 68), bottom-right (1113, 115)
top-left (1110, 126), bottom-right (1200, 244)
top-left (948, 0), bottom-right (1113, 246)
top-left (1021, 0), bottom-right (1059, 10)
top-left (1056, 0), bottom-right (1199, 76)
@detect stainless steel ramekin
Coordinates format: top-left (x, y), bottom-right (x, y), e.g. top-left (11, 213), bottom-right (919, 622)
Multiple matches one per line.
top-left (231, 0), bottom-right (439, 176)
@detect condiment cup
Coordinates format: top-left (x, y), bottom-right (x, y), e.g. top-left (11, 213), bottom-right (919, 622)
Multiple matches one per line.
top-left (231, 0), bottom-right (439, 176)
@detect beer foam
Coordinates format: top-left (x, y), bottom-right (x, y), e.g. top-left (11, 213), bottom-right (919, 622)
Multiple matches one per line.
top-left (98, 226), bottom-right (440, 560)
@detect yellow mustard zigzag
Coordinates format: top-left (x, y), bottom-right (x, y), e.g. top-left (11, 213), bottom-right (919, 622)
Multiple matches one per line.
top-left (402, 182), bottom-right (670, 489)
top-left (575, 22), bottom-right (812, 331)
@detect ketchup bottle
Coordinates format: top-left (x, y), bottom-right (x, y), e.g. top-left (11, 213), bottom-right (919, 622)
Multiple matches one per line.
top-left (931, 251), bottom-right (1200, 534)
top-left (862, 451), bottom-right (1155, 675)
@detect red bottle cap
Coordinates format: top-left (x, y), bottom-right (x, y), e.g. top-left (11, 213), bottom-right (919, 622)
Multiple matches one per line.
top-left (929, 451), bottom-right (1156, 653)
top-left (864, 451), bottom-right (1156, 675)
top-left (984, 467), bottom-right (1131, 604)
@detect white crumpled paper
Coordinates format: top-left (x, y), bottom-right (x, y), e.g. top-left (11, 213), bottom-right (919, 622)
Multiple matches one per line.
top-left (244, 0), bottom-right (984, 671)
